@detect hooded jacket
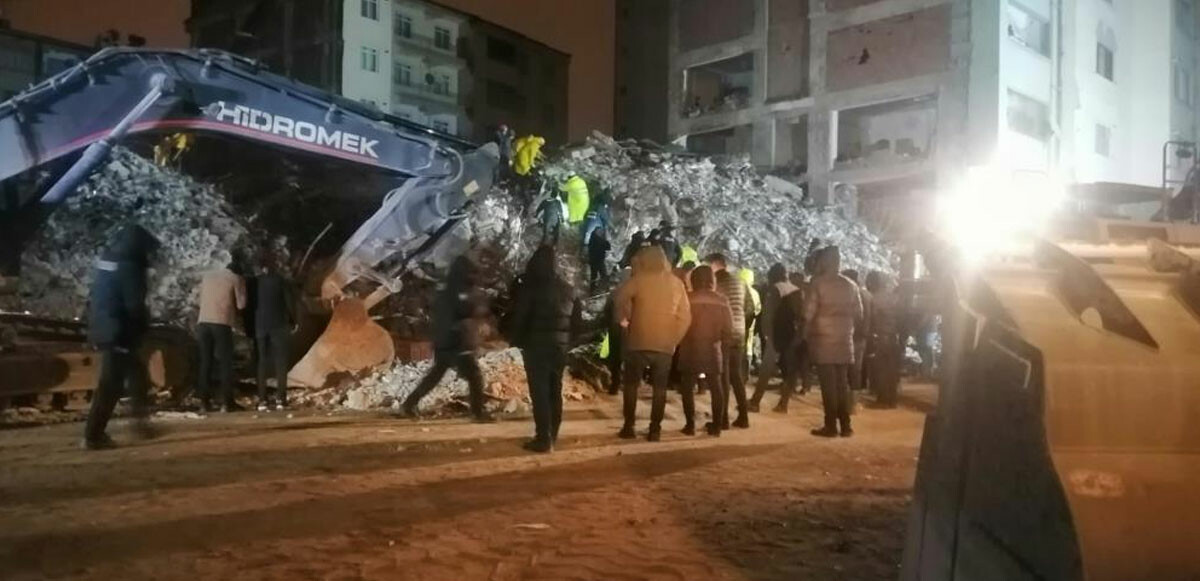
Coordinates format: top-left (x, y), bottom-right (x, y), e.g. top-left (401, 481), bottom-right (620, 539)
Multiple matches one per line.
top-left (513, 136), bottom-right (545, 176)
top-left (432, 256), bottom-right (487, 353)
top-left (561, 175), bottom-right (590, 224)
top-left (614, 246), bottom-right (691, 354)
top-left (677, 286), bottom-right (734, 375)
top-left (507, 248), bottom-right (582, 350)
top-left (803, 272), bottom-right (864, 365)
top-left (88, 225), bottom-right (158, 348)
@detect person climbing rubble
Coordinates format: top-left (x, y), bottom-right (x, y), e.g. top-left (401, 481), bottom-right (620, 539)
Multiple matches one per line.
top-left (619, 231), bottom-right (649, 268)
top-left (706, 253), bottom-right (753, 429)
top-left (654, 222), bottom-right (682, 266)
top-left (536, 191), bottom-right (567, 245)
top-left (614, 245), bottom-right (691, 441)
top-left (495, 124), bottom-right (515, 171)
top-left (676, 265), bottom-right (735, 437)
top-left (561, 172), bottom-right (590, 225)
top-left (513, 135), bottom-right (545, 176)
top-left (402, 255), bottom-right (495, 423)
top-left (805, 247), bottom-right (864, 438)
top-left (749, 263), bottom-right (801, 413)
top-left (581, 189), bottom-right (611, 246)
top-left (83, 224), bottom-right (160, 450)
top-left (195, 250), bottom-right (247, 413)
top-left (587, 227), bottom-right (612, 291)
top-left (506, 246), bottom-right (582, 453)
top-left (253, 252), bottom-right (296, 411)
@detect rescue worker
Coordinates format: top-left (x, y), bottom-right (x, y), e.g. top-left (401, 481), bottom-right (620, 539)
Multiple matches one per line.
top-left (619, 231), bottom-right (649, 268)
top-left (495, 124), bottom-right (515, 169)
top-left (83, 225), bottom-right (159, 450)
top-left (707, 253), bottom-right (753, 429)
top-left (614, 245), bottom-right (691, 441)
top-left (804, 247), bottom-right (863, 437)
top-left (402, 256), bottom-right (495, 422)
top-left (536, 192), bottom-right (566, 245)
top-left (507, 247), bottom-right (582, 453)
top-left (254, 254), bottom-right (295, 411)
top-left (513, 135), bottom-right (545, 176)
top-left (677, 266), bottom-right (734, 436)
top-left (740, 268), bottom-right (761, 371)
top-left (655, 221), bottom-right (683, 266)
top-left (196, 250), bottom-right (247, 412)
top-left (562, 173), bottom-right (590, 225)
top-left (679, 244), bottom-right (699, 268)
top-left (865, 271), bottom-right (902, 407)
top-left (748, 263), bottom-right (798, 412)
top-left (582, 190), bottom-right (612, 246)
top-left (587, 227), bottom-right (612, 291)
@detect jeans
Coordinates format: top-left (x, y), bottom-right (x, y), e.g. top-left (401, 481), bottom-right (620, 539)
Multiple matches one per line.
top-left (523, 345), bottom-right (566, 443)
top-left (256, 327), bottom-right (290, 405)
top-left (722, 338), bottom-right (748, 422)
top-left (196, 323), bottom-right (234, 406)
top-left (680, 371), bottom-right (722, 429)
top-left (622, 350), bottom-right (672, 432)
top-left (405, 350), bottom-right (486, 417)
top-left (84, 347), bottom-right (150, 442)
top-left (817, 364), bottom-right (852, 432)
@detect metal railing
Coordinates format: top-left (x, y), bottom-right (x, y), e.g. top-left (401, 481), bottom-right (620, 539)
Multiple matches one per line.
top-left (392, 78), bottom-right (458, 104)
top-left (393, 31), bottom-right (458, 56)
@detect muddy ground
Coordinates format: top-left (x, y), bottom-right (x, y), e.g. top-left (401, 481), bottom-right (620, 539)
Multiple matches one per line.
top-left (0, 384), bottom-right (934, 581)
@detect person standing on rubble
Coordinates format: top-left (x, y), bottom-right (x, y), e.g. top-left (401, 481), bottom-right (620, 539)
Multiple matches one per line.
top-left (562, 172), bottom-right (590, 226)
top-left (677, 265), bottom-right (734, 437)
top-left (614, 245), bottom-right (691, 441)
top-left (536, 191), bottom-right (566, 245)
top-left (507, 247), bottom-right (582, 453)
top-left (402, 255), bottom-right (495, 422)
top-left (513, 135), bottom-right (545, 177)
top-left (749, 263), bottom-right (799, 412)
top-left (706, 253), bottom-right (753, 429)
top-left (582, 190), bottom-right (612, 246)
top-left (196, 250), bottom-right (247, 412)
top-left (253, 253), bottom-right (295, 411)
top-left (587, 227), bottom-right (612, 291)
top-left (865, 271), bottom-right (902, 407)
top-left (805, 247), bottom-right (864, 438)
top-left (495, 124), bottom-right (515, 171)
top-left (655, 221), bottom-right (683, 266)
top-left (619, 231), bottom-right (649, 268)
top-left (83, 224), bottom-right (160, 450)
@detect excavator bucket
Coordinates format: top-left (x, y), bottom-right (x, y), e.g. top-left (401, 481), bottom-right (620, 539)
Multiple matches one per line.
top-left (288, 298), bottom-right (394, 388)
top-left (902, 232), bottom-right (1200, 580)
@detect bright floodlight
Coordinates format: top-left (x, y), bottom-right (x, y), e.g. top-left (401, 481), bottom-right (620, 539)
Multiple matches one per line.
top-left (936, 165), bottom-right (1065, 262)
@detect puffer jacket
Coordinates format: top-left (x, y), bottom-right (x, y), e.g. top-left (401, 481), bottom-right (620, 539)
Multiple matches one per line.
top-left (507, 251), bottom-right (581, 350)
top-left (677, 289), bottom-right (733, 374)
top-left (715, 270), bottom-right (753, 340)
top-left (88, 225), bottom-right (158, 348)
top-left (803, 272), bottom-right (864, 365)
top-left (614, 246), bottom-right (691, 354)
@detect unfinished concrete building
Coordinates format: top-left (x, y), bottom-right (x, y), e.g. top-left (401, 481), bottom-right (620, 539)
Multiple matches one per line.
top-left (662, 0), bottom-right (1200, 239)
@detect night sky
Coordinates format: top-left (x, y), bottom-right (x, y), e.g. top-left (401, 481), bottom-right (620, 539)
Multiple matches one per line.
top-left (0, 0), bottom-right (615, 140)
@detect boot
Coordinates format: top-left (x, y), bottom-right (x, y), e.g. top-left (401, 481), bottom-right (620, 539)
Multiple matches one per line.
top-left (523, 439), bottom-right (553, 453)
top-left (704, 422), bottom-right (721, 437)
top-left (646, 429), bottom-right (661, 442)
top-left (811, 426), bottom-right (838, 438)
top-left (81, 434), bottom-right (117, 451)
top-left (618, 425), bottom-right (637, 439)
top-left (772, 400), bottom-right (789, 414)
top-left (681, 423), bottom-right (696, 436)
top-left (732, 414), bottom-right (750, 429)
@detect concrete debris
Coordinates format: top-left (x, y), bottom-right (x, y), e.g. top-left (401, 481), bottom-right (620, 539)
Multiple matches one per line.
top-left (296, 347), bottom-right (596, 413)
top-left (17, 147), bottom-right (282, 327)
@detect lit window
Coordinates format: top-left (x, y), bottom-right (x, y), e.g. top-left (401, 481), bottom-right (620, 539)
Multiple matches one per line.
top-left (1175, 64), bottom-right (1194, 106)
top-left (396, 14), bottom-right (412, 38)
top-left (1007, 89), bottom-right (1050, 141)
top-left (361, 46), bottom-right (378, 72)
top-left (360, 0), bottom-right (378, 21)
top-left (1096, 42), bottom-right (1114, 81)
top-left (395, 63), bottom-right (412, 86)
top-left (434, 27), bottom-right (452, 50)
top-left (1095, 124), bottom-right (1111, 156)
top-left (1007, 1), bottom-right (1050, 56)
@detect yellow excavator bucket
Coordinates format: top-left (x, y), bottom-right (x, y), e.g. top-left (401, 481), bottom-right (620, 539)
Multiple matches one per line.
top-left (903, 231), bottom-right (1200, 580)
top-left (288, 298), bottom-right (394, 388)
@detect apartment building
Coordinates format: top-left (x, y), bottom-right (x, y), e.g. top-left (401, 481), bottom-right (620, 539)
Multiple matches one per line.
top-left (188, 0), bottom-right (569, 143)
top-left (0, 25), bottom-right (89, 100)
top-left (632, 0), bottom-right (1200, 237)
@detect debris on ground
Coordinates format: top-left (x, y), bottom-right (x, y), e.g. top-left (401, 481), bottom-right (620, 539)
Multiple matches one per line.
top-left (295, 347), bottom-right (596, 414)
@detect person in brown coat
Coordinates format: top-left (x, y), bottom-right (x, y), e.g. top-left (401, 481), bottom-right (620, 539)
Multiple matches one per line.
top-left (804, 246), bottom-right (864, 437)
top-left (614, 245), bottom-right (692, 441)
top-left (865, 271), bottom-right (902, 407)
top-left (677, 266), bottom-right (734, 437)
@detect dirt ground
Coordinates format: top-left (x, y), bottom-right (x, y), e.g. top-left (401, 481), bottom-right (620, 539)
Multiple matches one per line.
top-left (0, 383), bottom-right (934, 581)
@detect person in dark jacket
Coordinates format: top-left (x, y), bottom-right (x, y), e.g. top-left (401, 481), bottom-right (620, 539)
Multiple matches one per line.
top-left (254, 255), bottom-right (295, 411)
top-left (749, 263), bottom-right (800, 412)
top-left (587, 227), bottom-right (612, 291)
top-left (507, 247), bottom-right (582, 452)
top-left (536, 194), bottom-right (565, 246)
top-left (677, 266), bottom-right (734, 436)
top-left (655, 221), bottom-right (682, 266)
top-left (83, 224), bottom-right (160, 450)
top-left (402, 256), bottom-right (494, 422)
top-left (619, 231), bottom-right (649, 268)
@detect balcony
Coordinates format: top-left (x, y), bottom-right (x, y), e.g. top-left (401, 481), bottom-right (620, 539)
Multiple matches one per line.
top-left (393, 78), bottom-right (459, 110)
top-left (393, 32), bottom-right (461, 62)
top-left (681, 53), bottom-right (754, 119)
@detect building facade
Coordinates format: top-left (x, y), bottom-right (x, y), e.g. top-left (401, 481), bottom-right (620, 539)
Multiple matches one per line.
top-left (188, 0), bottom-right (569, 143)
top-left (0, 25), bottom-right (90, 100)
top-left (650, 0), bottom-right (1200, 237)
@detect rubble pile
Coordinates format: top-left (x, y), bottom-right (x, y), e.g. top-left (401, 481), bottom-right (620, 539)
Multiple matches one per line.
top-left (297, 347), bottom-right (595, 413)
top-left (467, 132), bottom-right (894, 292)
top-left (18, 148), bottom-right (279, 327)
